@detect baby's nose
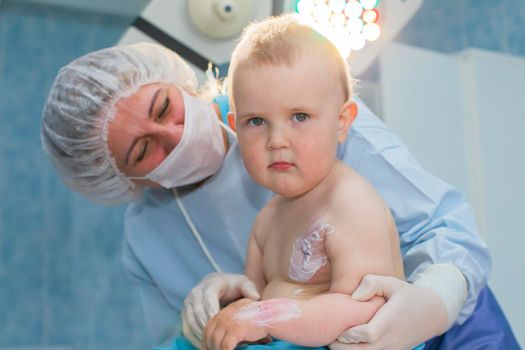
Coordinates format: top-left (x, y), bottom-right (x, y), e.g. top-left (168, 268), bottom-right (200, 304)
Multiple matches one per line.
top-left (267, 126), bottom-right (289, 150)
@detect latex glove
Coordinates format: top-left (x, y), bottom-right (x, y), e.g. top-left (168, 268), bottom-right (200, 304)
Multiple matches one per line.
top-left (182, 273), bottom-right (260, 347)
top-left (330, 264), bottom-right (466, 350)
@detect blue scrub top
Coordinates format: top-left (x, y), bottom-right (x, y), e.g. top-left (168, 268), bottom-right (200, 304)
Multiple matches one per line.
top-left (122, 97), bottom-right (491, 345)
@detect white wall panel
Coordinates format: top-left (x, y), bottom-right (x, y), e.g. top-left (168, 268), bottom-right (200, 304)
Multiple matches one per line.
top-left (379, 43), bottom-right (471, 198)
top-left (462, 49), bottom-right (525, 344)
top-left (379, 43), bottom-right (525, 346)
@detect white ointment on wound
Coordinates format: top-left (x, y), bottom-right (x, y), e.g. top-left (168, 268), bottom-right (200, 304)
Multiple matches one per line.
top-left (233, 299), bottom-right (301, 327)
top-left (288, 221), bottom-right (335, 282)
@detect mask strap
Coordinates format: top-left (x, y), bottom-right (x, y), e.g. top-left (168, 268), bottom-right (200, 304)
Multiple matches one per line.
top-left (173, 188), bottom-right (223, 273)
top-left (219, 119), bottom-right (237, 140)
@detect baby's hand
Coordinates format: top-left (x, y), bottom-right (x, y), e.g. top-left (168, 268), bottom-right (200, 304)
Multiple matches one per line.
top-left (203, 298), bottom-right (271, 350)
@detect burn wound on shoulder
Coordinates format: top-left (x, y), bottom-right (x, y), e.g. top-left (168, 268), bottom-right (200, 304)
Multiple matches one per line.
top-left (288, 221), bottom-right (335, 282)
top-left (233, 299), bottom-right (301, 327)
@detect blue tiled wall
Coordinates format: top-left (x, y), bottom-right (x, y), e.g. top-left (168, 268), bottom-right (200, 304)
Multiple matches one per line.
top-left (0, 2), bottom-right (152, 349)
top-left (0, 1), bottom-right (524, 349)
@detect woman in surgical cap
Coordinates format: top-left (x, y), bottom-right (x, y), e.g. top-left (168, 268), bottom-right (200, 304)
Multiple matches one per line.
top-left (41, 42), bottom-right (518, 350)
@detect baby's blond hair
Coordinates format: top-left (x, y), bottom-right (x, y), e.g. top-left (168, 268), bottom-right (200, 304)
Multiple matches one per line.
top-left (229, 13), bottom-right (353, 103)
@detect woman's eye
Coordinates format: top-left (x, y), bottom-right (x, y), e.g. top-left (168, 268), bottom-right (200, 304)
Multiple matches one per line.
top-left (155, 96), bottom-right (170, 122)
top-left (134, 138), bottom-right (150, 164)
top-left (292, 112), bottom-right (309, 122)
top-left (247, 117), bottom-right (265, 126)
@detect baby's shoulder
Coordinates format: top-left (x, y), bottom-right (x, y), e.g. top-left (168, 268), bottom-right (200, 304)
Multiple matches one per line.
top-left (332, 162), bottom-right (379, 199)
top-left (329, 163), bottom-right (388, 216)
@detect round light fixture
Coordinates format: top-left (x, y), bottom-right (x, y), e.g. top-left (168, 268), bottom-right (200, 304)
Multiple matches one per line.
top-left (295, 0), bottom-right (381, 57)
top-left (188, 0), bottom-right (255, 39)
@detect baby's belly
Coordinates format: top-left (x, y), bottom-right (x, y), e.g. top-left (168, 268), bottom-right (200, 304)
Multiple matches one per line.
top-left (262, 278), bottom-right (330, 301)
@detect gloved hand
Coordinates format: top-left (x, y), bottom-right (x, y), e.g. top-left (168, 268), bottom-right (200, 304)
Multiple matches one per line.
top-left (329, 265), bottom-right (466, 350)
top-left (182, 273), bottom-right (260, 347)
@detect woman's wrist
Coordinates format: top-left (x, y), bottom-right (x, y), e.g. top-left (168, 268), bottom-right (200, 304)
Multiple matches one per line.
top-left (413, 264), bottom-right (467, 329)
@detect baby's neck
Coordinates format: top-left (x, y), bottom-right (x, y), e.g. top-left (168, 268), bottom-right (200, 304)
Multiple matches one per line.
top-left (277, 161), bottom-right (344, 208)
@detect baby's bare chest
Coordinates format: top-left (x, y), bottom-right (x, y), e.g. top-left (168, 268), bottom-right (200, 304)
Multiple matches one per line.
top-left (261, 217), bottom-right (335, 285)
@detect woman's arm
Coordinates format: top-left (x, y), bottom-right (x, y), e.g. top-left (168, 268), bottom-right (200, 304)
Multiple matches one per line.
top-left (341, 96), bottom-right (490, 322)
top-left (325, 97), bottom-right (487, 349)
top-left (121, 237), bottom-right (181, 345)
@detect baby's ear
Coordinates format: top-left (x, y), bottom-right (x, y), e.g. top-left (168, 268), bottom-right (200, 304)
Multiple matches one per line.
top-left (337, 101), bottom-right (358, 143)
top-left (227, 111), bottom-right (236, 132)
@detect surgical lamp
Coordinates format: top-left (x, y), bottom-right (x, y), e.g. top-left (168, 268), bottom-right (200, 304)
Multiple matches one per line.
top-left (119, 0), bottom-right (422, 77)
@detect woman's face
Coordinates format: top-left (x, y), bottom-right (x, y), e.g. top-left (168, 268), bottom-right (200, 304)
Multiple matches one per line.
top-left (107, 82), bottom-right (185, 187)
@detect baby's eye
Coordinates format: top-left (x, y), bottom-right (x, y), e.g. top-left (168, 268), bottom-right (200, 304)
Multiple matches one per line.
top-left (247, 117), bottom-right (266, 126)
top-left (292, 113), bottom-right (309, 122)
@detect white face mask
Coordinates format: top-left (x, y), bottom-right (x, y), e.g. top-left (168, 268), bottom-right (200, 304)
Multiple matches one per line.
top-left (130, 90), bottom-right (227, 188)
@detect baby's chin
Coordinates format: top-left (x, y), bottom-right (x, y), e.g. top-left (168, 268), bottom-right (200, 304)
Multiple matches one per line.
top-left (264, 183), bottom-right (313, 199)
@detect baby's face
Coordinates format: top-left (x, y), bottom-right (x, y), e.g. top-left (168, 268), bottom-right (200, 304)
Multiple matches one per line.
top-left (233, 55), bottom-right (348, 197)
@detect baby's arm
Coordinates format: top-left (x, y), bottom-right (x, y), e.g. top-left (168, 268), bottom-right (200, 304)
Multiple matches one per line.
top-left (326, 184), bottom-right (400, 294)
top-left (240, 294), bottom-right (384, 347)
top-left (203, 221), bottom-right (272, 350)
top-left (244, 231), bottom-right (267, 295)
top-left (204, 294), bottom-right (384, 349)
top-left (248, 180), bottom-right (397, 346)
